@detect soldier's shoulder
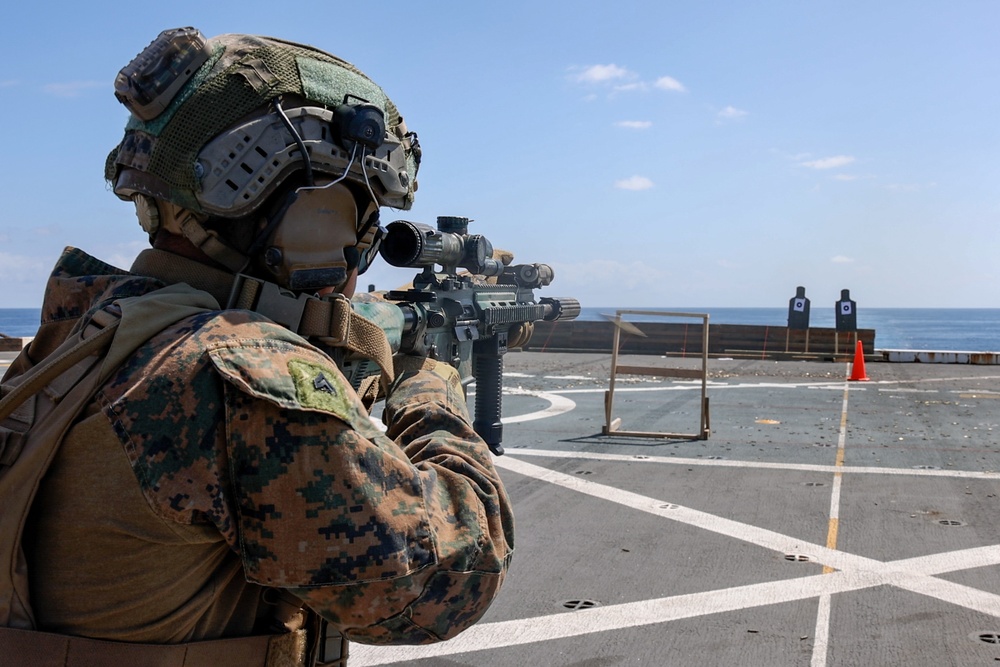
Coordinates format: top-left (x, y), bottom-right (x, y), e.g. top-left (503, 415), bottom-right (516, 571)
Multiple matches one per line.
top-left (177, 310), bottom-right (369, 426)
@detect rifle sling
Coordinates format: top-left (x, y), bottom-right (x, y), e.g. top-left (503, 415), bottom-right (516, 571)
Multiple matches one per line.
top-left (230, 275), bottom-right (395, 390)
top-left (131, 250), bottom-right (395, 390)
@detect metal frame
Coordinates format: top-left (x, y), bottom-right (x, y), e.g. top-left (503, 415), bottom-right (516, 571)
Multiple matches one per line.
top-left (603, 309), bottom-right (711, 440)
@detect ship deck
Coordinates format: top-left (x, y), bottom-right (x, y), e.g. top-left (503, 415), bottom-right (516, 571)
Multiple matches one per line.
top-left (6, 349), bottom-right (1000, 665)
top-left (356, 352), bottom-right (1000, 666)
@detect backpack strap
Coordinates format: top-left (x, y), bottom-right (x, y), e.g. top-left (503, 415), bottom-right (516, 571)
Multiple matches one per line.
top-left (0, 285), bottom-right (217, 630)
top-left (0, 308), bottom-right (119, 426)
top-left (0, 307), bottom-right (121, 629)
top-left (0, 626), bottom-right (307, 667)
top-left (229, 274), bottom-right (397, 390)
top-left (130, 249), bottom-right (399, 392)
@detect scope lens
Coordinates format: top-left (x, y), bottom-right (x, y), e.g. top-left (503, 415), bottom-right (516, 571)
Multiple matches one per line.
top-left (380, 220), bottom-right (426, 266)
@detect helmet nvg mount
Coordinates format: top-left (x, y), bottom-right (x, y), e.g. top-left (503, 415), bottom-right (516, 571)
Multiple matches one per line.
top-left (106, 28), bottom-right (420, 219)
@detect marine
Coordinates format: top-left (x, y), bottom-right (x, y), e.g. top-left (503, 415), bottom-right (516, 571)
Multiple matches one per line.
top-left (0, 28), bottom-right (514, 666)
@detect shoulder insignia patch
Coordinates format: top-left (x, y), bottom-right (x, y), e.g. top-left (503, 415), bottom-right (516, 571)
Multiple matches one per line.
top-left (288, 358), bottom-right (351, 416)
top-left (208, 340), bottom-right (368, 429)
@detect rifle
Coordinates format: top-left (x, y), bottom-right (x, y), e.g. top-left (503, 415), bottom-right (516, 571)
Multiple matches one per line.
top-left (367, 215), bottom-right (580, 455)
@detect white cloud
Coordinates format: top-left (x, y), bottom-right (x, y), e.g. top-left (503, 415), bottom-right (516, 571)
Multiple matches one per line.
top-left (571, 67), bottom-right (685, 98)
top-left (831, 255), bottom-right (854, 264)
top-left (573, 64), bottom-right (634, 84)
top-left (615, 120), bottom-right (652, 129)
top-left (717, 105), bottom-right (748, 120)
top-left (42, 81), bottom-right (104, 98)
top-left (614, 175), bottom-right (654, 191)
top-left (654, 76), bottom-right (686, 92)
top-left (799, 155), bottom-right (855, 170)
top-left (612, 82), bottom-right (648, 93)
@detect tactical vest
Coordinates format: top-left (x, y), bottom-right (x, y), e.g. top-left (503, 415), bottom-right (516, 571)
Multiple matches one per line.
top-left (0, 283), bottom-right (352, 667)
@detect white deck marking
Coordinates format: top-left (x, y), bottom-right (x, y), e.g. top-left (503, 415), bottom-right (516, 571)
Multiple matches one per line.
top-left (812, 371), bottom-right (851, 667)
top-left (350, 571), bottom-right (891, 665)
top-left (494, 456), bottom-right (882, 572)
top-left (548, 374), bottom-right (1000, 395)
top-left (881, 388), bottom-right (941, 393)
top-left (505, 448), bottom-right (1000, 480)
top-left (811, 594), bottom-right (833, 667)
top-left (352, 371), bottom-right (1000, 663)
top-left (499, 389), bottom-right (576, 424)
top-left (350, 452), bottom-right (1000, 665)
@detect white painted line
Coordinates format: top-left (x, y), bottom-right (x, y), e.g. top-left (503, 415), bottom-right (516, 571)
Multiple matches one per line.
top-left (500, 389), bottom-right (576, 424)
top-left (893, 375), bottom-right (1000, 384)
top-left (531, 374), bottom-right (1000, 396)
top-left (829, 384), bottom-right (849, 522)
top-left (349, 552), bottom-right (1000, 665)
top-left (880, 388), bottom-right (940, 393)
top-left (672, 379), bottom-right (729, 386)
top-left (350, 453), bottom-right (1000, 666)
top-left (888, 544), bottom-right (1000, 576)
top-left (552, 380), bottom-right (863, 395)
top-left (812, 374), bottom-right (850, 666)
top-left (504, 448), bottom-right (1000, 480)
top-left (887, 568), bottom-right (1000, 618)
top-left (495, 455), bottom-right (877, 572)
top-left (497, 455), bottom-right (1000, 615)
top-left (542, 374), bottom-right (593, 380)
top-left (827, 474), bottom-right (843, 521)
top-left (349, 571), bottom-right (879, 666)
top-left (811, 594), bottom-right (832, 667)
top-left (349, 370), bottom-right (1000, 664)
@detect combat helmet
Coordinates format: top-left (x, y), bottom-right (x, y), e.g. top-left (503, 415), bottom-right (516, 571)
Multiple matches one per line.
top-left (106, 27), bottom-right (421, 286)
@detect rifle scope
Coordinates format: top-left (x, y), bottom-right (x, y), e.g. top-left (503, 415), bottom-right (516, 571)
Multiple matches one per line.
top-left (380, 217), bottom-right (504, 276)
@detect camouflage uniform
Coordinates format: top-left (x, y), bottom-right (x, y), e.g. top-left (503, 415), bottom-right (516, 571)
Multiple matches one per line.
top-left (25, 247), bottom-right (514, 645)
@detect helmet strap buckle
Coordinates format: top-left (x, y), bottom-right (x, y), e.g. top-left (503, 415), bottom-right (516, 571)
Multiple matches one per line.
top-left (227, 274), bottom-right (311, 331)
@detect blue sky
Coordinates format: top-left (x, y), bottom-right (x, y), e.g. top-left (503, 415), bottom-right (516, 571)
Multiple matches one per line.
top-left (2, 1), bottom-right (999, 309)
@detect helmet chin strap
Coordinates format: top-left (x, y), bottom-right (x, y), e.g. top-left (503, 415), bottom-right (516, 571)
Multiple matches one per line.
top-left (177, 213), bottom-right (249, 273)
top-left (144, 198), bottom-right (250, 274)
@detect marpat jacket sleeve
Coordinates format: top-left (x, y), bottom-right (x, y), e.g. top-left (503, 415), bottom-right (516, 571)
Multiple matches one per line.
top-left (208, 340), bottom-right (514, 645)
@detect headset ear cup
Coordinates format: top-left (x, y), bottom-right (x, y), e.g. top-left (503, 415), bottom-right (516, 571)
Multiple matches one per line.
top-left (132, 194), bottom-right (161, 241)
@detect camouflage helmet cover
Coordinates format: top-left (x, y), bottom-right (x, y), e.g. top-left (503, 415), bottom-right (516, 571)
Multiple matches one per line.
top-left (106, 30), bottom-right (420, 216)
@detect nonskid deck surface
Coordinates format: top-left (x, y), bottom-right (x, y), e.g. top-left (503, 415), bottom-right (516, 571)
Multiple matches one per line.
top-left (6, 351), bottom-right (1000, 665)
top-left (354, 352), bottom-right (1000, 666)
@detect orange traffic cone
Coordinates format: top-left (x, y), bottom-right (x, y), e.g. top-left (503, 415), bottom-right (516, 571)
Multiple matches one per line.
top-left (849, 339), bottom-right (869, 381)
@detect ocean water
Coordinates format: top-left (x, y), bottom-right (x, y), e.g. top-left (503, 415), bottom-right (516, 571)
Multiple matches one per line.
top-left (579, 307), bottom-right (1000, 352)
top-left (1, 309), bottom-right (43, 339)
top-left (3, 306), bottom-right (1000, 352)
